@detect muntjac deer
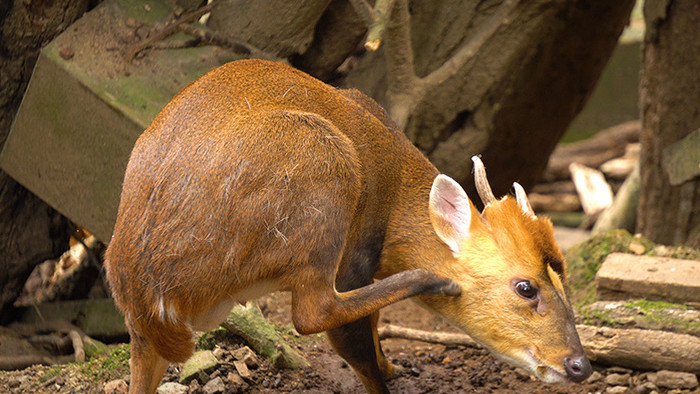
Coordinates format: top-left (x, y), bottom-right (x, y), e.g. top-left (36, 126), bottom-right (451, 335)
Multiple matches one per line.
top-left (104, 59), bottom-right (591, 393)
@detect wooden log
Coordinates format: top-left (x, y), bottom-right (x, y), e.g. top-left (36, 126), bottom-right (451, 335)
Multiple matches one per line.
top-left (577, 325), bottom-right (700, 374)
top-left (531, 180), bottom-right (577, 195)
top-left (599, 143), bottom-right (640, 180)
top-left (544, 121), bottom-right (640, 181)
top-left (378, 323), bottom-right (700, 373)
top-left (528, 192), bottom-right (581, 213)
top-left (592, 162), bottom-right (640, 235)
top-left (222, 302), bottom-right (309, 369)
top-left (570, 163), bottom-right (614, 216)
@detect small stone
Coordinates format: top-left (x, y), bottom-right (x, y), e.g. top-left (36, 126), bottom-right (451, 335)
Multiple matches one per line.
top-left (103, 379), bottom-right (128, 394)
top-left (156, 382), bottom-right (188, 394)
top-left (587, 370), bottom-right (604, 383)
top-left (202, 376), bottom-right (225, 394)
top-left (125, 17), bottom-right (139, 28)
top-left (635, 381), bottom-right (658, 394)
top-left (629, 241), bottom-right (646, 255)
top-left (441, 356), bottom-right (451, 364)
top-left (606, 386), bottom-right (629, 394)
top-left (273, 373), bottom-right (282, 388)
top-left (8, 376), bottom-right (20, 388)
top-left (648, 370), bottom-right (698, 389)
top-left (212, 346), bottom-right (225, 360)
top-left (59, 46), bottom-right (74, 60)
top-left (180, 351), bottom-right (220, 383)
top-left (605, 373), bottom-right (631, 386)
top-left (607, 366), bottom-right (634, 374)
top-left (227, 371), bottom-right (248, 391)
top-left (234, 360), bottom-right (252, 380)
top-left (513, 368), bottom-right (532, 380)
top-left (232, 346), bottom-right (259, 369)
top-left (188, 379), bottom-right (200, 393)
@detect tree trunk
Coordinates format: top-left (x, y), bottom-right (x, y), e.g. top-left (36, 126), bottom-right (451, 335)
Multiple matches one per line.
top-left (638, 0), bottom-right (700, 248)
top-left (0, 0), bottom-right (89, 318)
top-left (344, 0), bottom-right (635, 204)
top-left (208, 0), bottom-right (334, 59)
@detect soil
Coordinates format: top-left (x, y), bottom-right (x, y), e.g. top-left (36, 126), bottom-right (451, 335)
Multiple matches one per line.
top-left (1, 291), bottom-right (694, 393)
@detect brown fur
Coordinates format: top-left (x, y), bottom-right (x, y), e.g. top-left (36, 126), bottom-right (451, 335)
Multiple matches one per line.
top-left (104, 59), bottom-right (588, 394)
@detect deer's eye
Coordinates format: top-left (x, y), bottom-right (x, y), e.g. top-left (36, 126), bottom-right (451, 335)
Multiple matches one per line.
top-left (514, 280), bottom-right (538, 299)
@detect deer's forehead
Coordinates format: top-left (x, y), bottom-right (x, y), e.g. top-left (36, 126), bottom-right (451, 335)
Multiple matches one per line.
top-left (477, 198), bottom-right (565, 279)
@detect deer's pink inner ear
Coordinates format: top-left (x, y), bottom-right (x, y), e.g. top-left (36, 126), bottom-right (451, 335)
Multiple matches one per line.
top-left (429, 175), bottom-right (472, 254)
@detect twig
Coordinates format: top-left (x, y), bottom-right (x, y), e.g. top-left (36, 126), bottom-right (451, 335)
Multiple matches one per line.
top-left (177, 23), bottom-right (253, 56)
top-left (124, 0), bottom-right (219, 63)
top-left (377, 324), bottom-right (478, 347)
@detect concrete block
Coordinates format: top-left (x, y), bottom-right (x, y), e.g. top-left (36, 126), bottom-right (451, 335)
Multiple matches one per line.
top-left (596, 253), bottom-right (700, 302)
top-left (15, 298), bottom-right (128, 340)
top-left (0, 0), bottom-right (245, 241)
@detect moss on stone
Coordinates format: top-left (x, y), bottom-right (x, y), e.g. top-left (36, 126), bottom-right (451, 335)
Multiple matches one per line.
top-left (565, 229), bottom-right (700, 308)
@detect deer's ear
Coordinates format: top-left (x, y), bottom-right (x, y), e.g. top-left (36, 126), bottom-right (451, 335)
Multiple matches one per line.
top-left (429, 175), bottom-right (472, 255)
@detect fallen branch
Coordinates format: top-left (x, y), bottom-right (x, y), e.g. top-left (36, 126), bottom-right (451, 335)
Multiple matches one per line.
top-left (124, 0), bottom-right (219, 63)
top-left (544, 121), bottom-right (641, 181)
top-left (577, 325), bottom-right (700, 374)
top-left (378, 324), bottom-right (477, 347)
top-left (0, 354), bottom-right (75, 370)
top-left (378, 324), bottom-right (700, 373)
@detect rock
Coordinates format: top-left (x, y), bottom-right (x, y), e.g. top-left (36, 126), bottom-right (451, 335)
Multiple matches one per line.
top-left (103, 379), bottom-right (128, 394)
top-left (634, 382), bottom-right (658, 394)
top-left (513, 368), bottom-right (532, 381)
top-left (595, 253), bottom-right (700, 303)
top-left (156, 382), bottom-right (188, 394)
top-left (605, 373), bottom-right (631, 386)
top-left (232, 345), bottom-right (259, 369)
top-left (233, 360), bottom-right (252, 380)
top-left (8, 376), bottom-right (20, 388)
top-left (647, 370), bottom-right (698, 389)
top-left (212, 345), bottom-right (225, 360)
top-left (180, 350), bottom-right (220, 383)
top-left (227, 371), bottom-right (248, 392)
top-left (187, 379), bottom-right (200, 393)
top-left (587, 370), bottom-right (604, 383)
top-left (202, 376), bottom-right (225, 394)
top-left (605, 386), bottom-right (629, 394)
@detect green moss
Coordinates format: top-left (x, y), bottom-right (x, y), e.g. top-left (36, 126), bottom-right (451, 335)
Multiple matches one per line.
top-left (565, 229), bottom-right (646, 306)
top-left (625, 299), bottom-right (687, 312)
top-left (197, 329), bottom-right (223, 350)
top-left (79, 343), bottom-right (131, 382)
top-left (566, 229), bottom-right (700, 310)
top-left (579, 307), bottom-right (617, 326)
top-left (39, 366), bottom-right (63, 383)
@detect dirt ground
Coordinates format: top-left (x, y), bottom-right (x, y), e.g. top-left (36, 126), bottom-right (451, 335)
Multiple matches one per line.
top-left (1, 290), bottom-right (690, 394)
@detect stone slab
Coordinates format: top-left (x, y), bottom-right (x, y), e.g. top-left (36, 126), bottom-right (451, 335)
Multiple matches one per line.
top-left (15, 298), bottom-right (128, 340)
top-left (0, 0), bottom-right (245, 241)
top-left (596, 253), bottom-right (700, 303)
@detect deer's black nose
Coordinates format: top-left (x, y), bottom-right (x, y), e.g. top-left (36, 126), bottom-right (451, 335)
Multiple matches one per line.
top-left (564, 354), bottom-right (592, 382)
